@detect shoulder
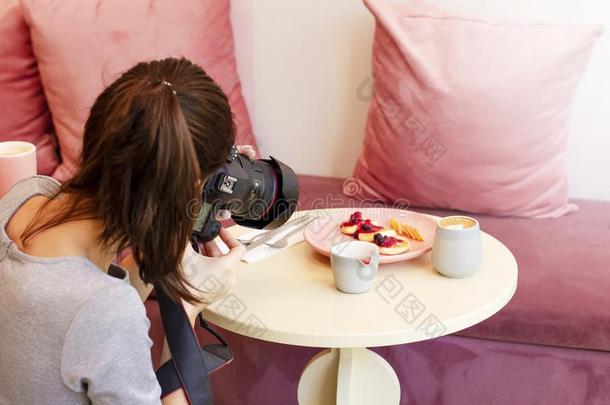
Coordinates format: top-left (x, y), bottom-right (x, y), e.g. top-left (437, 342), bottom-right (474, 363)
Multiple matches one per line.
top-left (2, 175), bottom-right (60, 200)
top-left (0, 175), bottom-right (61, 217)
top-left (60, 284), bottom-right (162, 403)
top-left (65, 282), bottom-right (148, 343)
top-left (61, 283), bottom-right (160, 400)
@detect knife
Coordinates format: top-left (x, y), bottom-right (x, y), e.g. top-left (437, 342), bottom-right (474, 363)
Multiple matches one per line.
top-left (245, 215), bottom-right (313, 251)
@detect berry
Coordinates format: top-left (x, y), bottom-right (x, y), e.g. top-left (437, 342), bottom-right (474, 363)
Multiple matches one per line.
top-left (382, 236), bottom-right (401, 247)
top-left (373, 233), bottom-right (402, 247)
top-left (346, 211), bottom-right (364, 226)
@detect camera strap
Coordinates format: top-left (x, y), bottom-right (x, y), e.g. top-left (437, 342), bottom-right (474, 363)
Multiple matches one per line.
top-left (155, 285), bottom-right (233, 404)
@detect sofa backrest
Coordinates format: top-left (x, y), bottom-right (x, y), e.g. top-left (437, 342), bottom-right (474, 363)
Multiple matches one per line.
top-left (231, 0), bottom-right (610, 201)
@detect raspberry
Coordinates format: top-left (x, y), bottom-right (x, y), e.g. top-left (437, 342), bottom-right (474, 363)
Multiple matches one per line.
top-left (346, 211), bottom-right (364, 225)
top-left (382, 236), bottom-right (401, 247)
top-left (373, 233), bottom-right (401, 247)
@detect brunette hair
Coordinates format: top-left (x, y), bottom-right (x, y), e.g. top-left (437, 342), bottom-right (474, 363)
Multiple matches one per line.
top-left (21, 57), bottom-right (235, 303)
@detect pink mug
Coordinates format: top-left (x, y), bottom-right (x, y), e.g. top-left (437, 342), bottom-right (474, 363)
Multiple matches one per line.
top-left (0, 141), bottom-right (37, 198)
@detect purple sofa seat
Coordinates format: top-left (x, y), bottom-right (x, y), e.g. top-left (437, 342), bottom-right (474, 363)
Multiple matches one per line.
top-left (296, 175), bottom-right (610, 352)
top-left (147, 307), bottom-right (610, 405)
top-left (203, 330), bottom-right (610, 405)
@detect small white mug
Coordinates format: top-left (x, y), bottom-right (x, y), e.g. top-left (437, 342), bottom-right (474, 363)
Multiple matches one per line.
top-left (432, 216), bottom-right (482, 278)
top-left (0, 141), bottom-right (37, 198)
top-left (330, 241), bottom-right (379, 294)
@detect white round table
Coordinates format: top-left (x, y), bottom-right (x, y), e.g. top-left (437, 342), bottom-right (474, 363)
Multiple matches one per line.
top-left (204, 209), bottom-right (518, 405)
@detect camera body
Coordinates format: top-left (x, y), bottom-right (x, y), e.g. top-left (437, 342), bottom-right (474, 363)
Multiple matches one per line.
top-left (192, 146), bottom-right (299, 242)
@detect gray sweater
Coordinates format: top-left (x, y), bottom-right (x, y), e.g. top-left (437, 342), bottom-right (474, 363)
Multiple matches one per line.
top-left (0, 177), bottom-right (161, 404)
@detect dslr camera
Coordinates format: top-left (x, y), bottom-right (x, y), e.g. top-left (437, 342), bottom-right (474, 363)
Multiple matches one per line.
top-left (192, 146), bottom-right (299, 242)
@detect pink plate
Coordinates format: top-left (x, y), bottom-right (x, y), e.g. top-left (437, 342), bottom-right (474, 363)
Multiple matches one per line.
top-left (303, 208), bottom-right (437, 264)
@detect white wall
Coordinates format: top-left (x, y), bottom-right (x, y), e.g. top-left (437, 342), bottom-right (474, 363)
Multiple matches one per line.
top-left (232, 0), bottom-right (610, 201)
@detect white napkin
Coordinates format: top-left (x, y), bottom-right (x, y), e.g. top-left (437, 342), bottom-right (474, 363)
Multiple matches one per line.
top-left (216, 219), bottom-right (310, 263)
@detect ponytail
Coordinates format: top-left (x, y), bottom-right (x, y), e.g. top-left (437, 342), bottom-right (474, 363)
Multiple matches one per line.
top-left (21, 58), bottom-right (236, 303)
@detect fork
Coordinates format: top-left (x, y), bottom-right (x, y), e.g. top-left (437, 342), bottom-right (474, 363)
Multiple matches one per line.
top-left (237, 232), bottom-right (267, 246)
top-left (237, 215), bottom-right (312, 246)
top-left (264, 217), bottom-right (316, 249)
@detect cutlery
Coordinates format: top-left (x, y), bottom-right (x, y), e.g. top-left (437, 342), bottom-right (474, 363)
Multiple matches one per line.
top-left (264, 217), bottom-right (317, 249)
top-left (238, 215), bottom-right (311, 245)
top-left (237, 232), bottom-right (268, 246)
top-left (237, 217), bottom-right (304, 246)
top-left (241, 215), bottom-right (312, 250)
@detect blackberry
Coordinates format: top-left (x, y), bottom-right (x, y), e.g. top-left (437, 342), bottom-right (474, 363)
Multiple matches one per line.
top-left (374, 233), bottom-right (386, 244)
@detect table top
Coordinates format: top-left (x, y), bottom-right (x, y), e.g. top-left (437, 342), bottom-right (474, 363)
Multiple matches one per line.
top-left (204, 209), bottom-right (518, 348)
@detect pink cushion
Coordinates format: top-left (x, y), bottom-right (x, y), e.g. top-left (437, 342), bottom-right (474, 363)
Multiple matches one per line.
top-left (0, 0), bottom-right (59, 176)
top-left (350, 0), bottom-right (602, 218)
top-left (21, 0), bottom-right (256, 181)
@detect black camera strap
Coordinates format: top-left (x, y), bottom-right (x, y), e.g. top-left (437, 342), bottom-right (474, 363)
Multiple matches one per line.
top-left (155, 285), bottom-right (212, 404)
top-left (153, 236), bottom-right (234, 404)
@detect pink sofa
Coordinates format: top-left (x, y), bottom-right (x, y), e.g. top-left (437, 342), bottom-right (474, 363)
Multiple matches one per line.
top-left (146, 175), bottom-right (610, 405)
top-left (4, 2), bottom-right (607, 402)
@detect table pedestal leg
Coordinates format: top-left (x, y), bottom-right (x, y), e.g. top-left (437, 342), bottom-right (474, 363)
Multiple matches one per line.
top-left (297, 347), bottom-right (400, 405)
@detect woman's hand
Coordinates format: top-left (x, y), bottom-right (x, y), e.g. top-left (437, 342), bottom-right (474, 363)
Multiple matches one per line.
top-left (180, 227), bottom-right (246, 324)
top-left (214, 144), bottom-right (256, 222)
top-left (180, 145), bottom-right (253, 321)
top-left (236, 144), bottom-right (256, 159)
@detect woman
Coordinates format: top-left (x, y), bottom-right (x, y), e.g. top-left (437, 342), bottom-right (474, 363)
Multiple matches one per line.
top-left (0, 57), bottom-right (249, 404)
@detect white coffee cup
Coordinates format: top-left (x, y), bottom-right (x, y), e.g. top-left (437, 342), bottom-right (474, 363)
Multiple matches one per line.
top-left (0, 141), bottom-right (37, 198)
top-left (432, 216), bottom-right (483, 278)
top-left (330, 241), bottom-right (379, 294)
